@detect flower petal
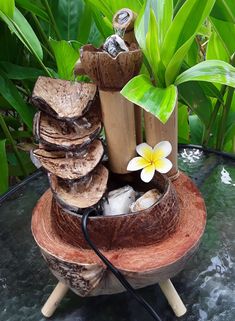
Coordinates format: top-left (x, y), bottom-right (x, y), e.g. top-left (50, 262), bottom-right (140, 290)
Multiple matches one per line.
top-left (136, 143), bottom-right (153, 161)
top-left (127, 157), bottom-right (150, 171)
top-left (154, 158), bottom-right (172, 174)
top-left (153, 141), bottom-right (172, 159)
top-left (140, 164), bottom-right (155, 183)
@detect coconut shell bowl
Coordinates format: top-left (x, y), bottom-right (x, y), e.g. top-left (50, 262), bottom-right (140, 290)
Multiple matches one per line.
top-left (30, 8), bottom-right (206, 321)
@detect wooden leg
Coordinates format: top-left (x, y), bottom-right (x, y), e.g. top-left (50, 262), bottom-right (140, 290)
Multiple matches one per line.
top-left (41, 282), bottom-right (69, 318)
top-left (159, 279), bottom-right (187, 317)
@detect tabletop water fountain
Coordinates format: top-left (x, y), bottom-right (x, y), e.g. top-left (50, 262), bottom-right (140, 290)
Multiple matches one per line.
top-left (31, 8), bottom-right (206, 320)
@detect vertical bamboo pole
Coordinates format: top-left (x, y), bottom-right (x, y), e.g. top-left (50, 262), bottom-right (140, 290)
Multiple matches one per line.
top-left (144, 106), bottom-right (179, 179)
top-left (99, 90), bottom-right (136, 173)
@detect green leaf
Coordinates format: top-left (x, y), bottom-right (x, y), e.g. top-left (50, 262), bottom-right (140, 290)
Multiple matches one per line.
top-left (210, 17), bottom-right (235, 57)
top-left (178, 104), bottom-right (189, 143)
top-left (206, 31), bottom-right (229, 62)
top-left (0, 8), bottom-right (43, 61)
top-left (210, 0), bottom-right (235, 24)
top-left (0, 73), bottom-right (34, 129)
top-left (189, 114), bottom-right (204, 145)
top-left (0, 0), bottom-right (15, 18)
top-left (78, 2), bottom-right (92, 45)
top-left (146, 9), bottom-right (161, 84)
top-left (134, 0), bottom-right (150, 55)
top-left (15, 0), bottom-right (48, 22)
top-left (175, 60), bottom-right (235, 87)
top-left (161, 0), bottom-right (215, 67)
top-left (178, 81), bottom-right (212, 126)
top-left (0, 62), bottom-right (45, 80)
top-left (0, 139), bottom-right (8, 194)
top-left (121, 74), bottom-right (178, 124)
top-left (154, 0), bottom-right (173, 45)
top-left (50, 39), bottom-right (79, 80)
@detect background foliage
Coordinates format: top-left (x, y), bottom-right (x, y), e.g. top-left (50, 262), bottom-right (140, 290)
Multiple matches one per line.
top-left (0, 0), bottom-right (235, 195)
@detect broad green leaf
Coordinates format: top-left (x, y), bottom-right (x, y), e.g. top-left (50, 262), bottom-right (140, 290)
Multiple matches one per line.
top-left (189, 114), bottom-right (204, 145)
top-left (78, 2), bottom-right (92, 45)
top-left (15, 0), bottom-right (48, 21)
top-left (175, 60), bottom-right (235, 88)
top-left (162, 0), bottom-right (215, 67)
top-left (154, 0), bottom-right (173, 45)
top-left (146, 9), bottom-right (161, 84)
top-left (121, 74), bottom-right (178, 124)
top-left (210, 17), bottom-right (235, 56)
top-left (198, 82), bottom-right (224, 102)
top-left (85, 0), bottom-right (113, 21)
top-left (110, 0), bottom-right (143, 14)
top-left (178, 104), bottom-right (189, 143)
top-left (210, 0), bottom-right (235, 24)
top-left (0, 139), bottom-right (8, 194)
top-left (0, 0), bottom-right (15, 18)
top-left (0, 62), bottom-right (45, 80)
top-left (50, 0), bottom-right (84, 40)
top-left (50, 39), bottom-right (79, 80)
top-left (0, 73), bottom-right (34, 129)
top-left (0, 8), bottom-right (43, 61)
top-left (165, 36), bottom-right (194, 85)
top-left (90, 7), bottom-right (113, 39)
top-left (206, 31), bottom-right (229, 62)
top-left (134, 0), bottom-right (150, 55)
top-left (178, 81), bottom-right (212, 126)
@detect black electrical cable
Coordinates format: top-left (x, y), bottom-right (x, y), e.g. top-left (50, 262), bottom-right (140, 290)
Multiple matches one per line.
top-left (81, 208), bottom-right (163, 321)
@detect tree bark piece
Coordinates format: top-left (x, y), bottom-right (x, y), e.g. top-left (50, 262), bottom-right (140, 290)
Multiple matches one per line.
top-left (31, 77), bottom-right (97, 121)
top-left (33, 139), bottom-right (104, 180)
top-left (80, 44), bottom-right (142, 91)
top-left (33, 103), bottom-right (102, 151)
top-left (49, 164), bottom-right (109, 211)
top-left (144, 107), bottom-right (178, 179)
top-left (41, 282), bottom-right (69, 318)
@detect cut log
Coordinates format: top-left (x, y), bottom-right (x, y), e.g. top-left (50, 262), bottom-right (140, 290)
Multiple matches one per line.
top-left (33, 104), bottom-right (102, 151)
top-left (49, 164), bottom-right (109, 211)
top-left (31, 172), bottom-right (206, 297)
top-left (33, 139), bottom-right (104, 180)
top-left (31, 77), bottom-right (97, 120)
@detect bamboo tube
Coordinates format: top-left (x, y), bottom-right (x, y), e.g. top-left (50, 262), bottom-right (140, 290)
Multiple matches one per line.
top-left (159, 279), bottom-right (187, 317)
top-left (134, 105), bottom-right (143, 144)
top-left (144, 106), bottom-right (179, 179)
top-left (99, 90), bottom-right (136, 174)
top-left (113, 8), bottom-right (137, 45)
top-left (41, 282), bottom-right (69, 318)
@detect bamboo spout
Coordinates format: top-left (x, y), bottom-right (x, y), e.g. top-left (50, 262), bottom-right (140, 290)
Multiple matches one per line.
top-left (113, 8), bottom-right (137, 45)
top-left (144, 107), bottom-right (179, 179)
top-left (99, 90), bottom-right (136, 174)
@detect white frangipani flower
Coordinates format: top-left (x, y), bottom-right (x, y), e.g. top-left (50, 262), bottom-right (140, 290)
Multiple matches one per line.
top-left (127, 141), bottom-right (173, 183)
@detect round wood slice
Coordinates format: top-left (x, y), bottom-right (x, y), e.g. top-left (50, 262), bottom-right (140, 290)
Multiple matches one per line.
top-left (31, 77), bottom-right (97, 120)
top-left (33, 139), bottom-right (104, 180)
top-left (33, 103), bottom-right (102, 151)
top-left (50, 172), bottom-right (180, 249)
top-left (49, 164), bottom-right (109, 211)
top-left (80, 44), bottom-right (142, 90)
top-left (32, 172), bottom-right (206, 297)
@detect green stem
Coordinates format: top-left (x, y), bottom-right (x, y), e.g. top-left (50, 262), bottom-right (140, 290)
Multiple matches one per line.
top-left (42, 0), bottom-right (61, 40)
top-left (31, 13), bottom-right (54, 60)
top-left (202, 85), bottom-right (226, 146)
top-left (0, 114), bottom-right (28, 177)
top-left (216, 86), bottom-right (234, 150)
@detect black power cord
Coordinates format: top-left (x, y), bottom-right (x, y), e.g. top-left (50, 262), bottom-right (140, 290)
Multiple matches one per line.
top-left (81, 208), bottom-right (163, 321)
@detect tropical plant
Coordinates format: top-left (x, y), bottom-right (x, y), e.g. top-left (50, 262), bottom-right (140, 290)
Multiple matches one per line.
top-left (120, 0), bottom-right (235, 153)
top-left (0, 0), bottom-right (235, 195)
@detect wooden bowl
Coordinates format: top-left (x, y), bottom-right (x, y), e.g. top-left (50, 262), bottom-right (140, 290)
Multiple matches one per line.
top-left (80, 44), bottom-right (142, 90)
top-left (50, 172), bottom-right (180, 250)
top-left (31, 172), bottom-right (206, 297)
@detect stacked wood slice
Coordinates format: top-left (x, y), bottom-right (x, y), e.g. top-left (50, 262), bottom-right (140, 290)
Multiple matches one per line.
top-left (31, 76), bottom-right (109, 212)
